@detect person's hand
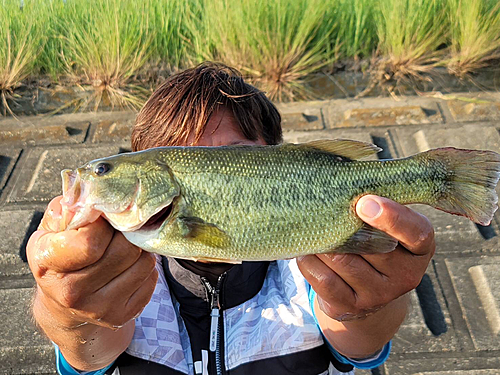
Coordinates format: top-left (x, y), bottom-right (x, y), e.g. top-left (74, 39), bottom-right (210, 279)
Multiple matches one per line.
top-left (27, 196), bottom-right (158, 331)
top-left (297, 194), bottom-right (435, 321)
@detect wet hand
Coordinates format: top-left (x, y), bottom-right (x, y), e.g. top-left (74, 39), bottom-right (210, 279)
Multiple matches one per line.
top-left (27, 196), bottom-right (158, 330)
top-left (297, 195), bottom-right (435, 321)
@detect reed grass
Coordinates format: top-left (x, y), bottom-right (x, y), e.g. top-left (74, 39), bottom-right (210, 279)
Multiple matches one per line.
top-left (332, 0), bottom-right (377, 60)
top-left (53, 0), bottom-right (153, 110)
top-left (447, 0), bottom-right (500, 78)
top-left (185, 0), bottom-right (338, 101)
top-left (148, 0), bottom-right (190, 70)
top-left (0, 1), bottom-right (47, 115)
top-left (372, 0), bottom-right (448, 86)
top-left (1, 0), bottom-right (500, 112)
top-left (37, 1), bottom-right (65, 79)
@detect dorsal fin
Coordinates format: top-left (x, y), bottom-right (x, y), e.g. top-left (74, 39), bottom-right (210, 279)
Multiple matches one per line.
top-left (302, 139), bottom-right (381, 160)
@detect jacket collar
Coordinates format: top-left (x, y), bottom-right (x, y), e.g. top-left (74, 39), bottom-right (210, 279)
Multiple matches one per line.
top-left (163, 257), bottom-right (270, 311)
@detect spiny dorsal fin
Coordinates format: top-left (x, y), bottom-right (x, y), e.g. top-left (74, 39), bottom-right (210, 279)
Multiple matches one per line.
top-left (302, 139), bottom-right (381, 160)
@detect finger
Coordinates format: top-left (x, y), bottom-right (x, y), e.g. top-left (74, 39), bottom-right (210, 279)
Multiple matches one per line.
top-left (124, 267), bottom-right (159, 321)
top-left (59, 232), bottom-right (143, 295)
top-left (101, 268), bottom-right (158, 329)
top-left (54, 252), bottom-right (157, 328)
top-left (297, 255), bottom-right (355, 308)
top-left (359, 245), bottom-right (430, 295)
top-left (88, 252), bottom-right (157, 328)
top-left (99, 251), bottom-right (157, 301)
top-left (39, 196), bottom-right (75, 232)
top-left (316, 253), bottom-right (387, 299)
top-left (356, 195), bottom-right (435, 256)
top-left (34, 217), bottom-right (114, 272)
top-left (26, 230), bottom-right (52, 278)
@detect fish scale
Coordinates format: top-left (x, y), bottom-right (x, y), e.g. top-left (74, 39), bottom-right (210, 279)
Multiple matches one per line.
top-left (61, 140), bottom-right (500, 262)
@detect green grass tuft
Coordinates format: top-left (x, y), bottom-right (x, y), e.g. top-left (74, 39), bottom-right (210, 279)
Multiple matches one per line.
top-left (332, 0), bottom-right (377, 60)
top-left (447, 0), bottom-right (500, 78)
top-left (372, 0), bottom-right (448, 87)
top-left (52, 0), bottom-right (154, 110)
top-left (148, 0), bottom-right (190, 70)
top-left (0, 1), bottom-right (47, 115)
top-left (185, 0), bottom-right (338, 101)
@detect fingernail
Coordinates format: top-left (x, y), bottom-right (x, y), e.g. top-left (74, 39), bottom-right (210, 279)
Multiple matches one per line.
top-left (360, 198), bottom-right (381, 219)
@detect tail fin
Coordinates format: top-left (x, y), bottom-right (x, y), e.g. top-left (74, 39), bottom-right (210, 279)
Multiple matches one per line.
top-left (424, 148), bottom-right (500, 226)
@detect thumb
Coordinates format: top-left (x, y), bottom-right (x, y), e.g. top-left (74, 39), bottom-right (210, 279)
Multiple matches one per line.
top-left (356, 195), bottom-right (384, 223)
top-left (356, 194), bottom-right (435, 256)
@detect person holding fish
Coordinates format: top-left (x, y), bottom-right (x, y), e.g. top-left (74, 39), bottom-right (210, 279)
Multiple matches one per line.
top-left (26, 63), bottom-right (500, 375)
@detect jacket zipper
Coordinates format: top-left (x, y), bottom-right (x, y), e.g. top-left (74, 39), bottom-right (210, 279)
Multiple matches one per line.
top-left (201, 275), bottom-right (225, 375)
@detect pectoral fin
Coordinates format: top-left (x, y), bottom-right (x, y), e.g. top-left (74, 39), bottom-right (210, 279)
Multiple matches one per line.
top-left (336, 224), bottom-right (398, 254)
top-left (177, 217), bottom-right (231, 249)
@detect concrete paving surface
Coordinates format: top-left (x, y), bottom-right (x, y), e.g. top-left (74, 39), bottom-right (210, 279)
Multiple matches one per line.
top-left (1, 92), bottom-right (500, 374)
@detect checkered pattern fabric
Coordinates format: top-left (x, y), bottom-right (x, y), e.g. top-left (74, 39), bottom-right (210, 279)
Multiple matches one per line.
top-left (126, 255), bottom-right (192, 374)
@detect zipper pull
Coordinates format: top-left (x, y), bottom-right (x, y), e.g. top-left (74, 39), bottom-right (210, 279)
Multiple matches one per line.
top-left (209, 289), bottom-right (220, 352)
top-left (201, 275), bottom-right (225, 353)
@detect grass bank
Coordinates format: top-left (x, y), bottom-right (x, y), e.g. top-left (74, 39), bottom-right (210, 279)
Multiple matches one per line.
top-left (1, 0), bottom-right (499, 113)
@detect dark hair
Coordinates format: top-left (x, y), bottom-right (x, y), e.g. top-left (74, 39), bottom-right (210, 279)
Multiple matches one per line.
top-left (132, 62), bottom-right (282, 151)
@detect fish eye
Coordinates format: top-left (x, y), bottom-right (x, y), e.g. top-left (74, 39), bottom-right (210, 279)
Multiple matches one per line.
top-left (94, 162), bottom-right (112, 176)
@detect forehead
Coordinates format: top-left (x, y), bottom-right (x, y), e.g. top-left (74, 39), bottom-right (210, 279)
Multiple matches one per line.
top-left (191, 108), bottom-right (265, 147)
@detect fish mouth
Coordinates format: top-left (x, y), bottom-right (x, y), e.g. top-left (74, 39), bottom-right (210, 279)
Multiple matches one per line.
top-left (62, 169), bottom-right (81, 208)
top-left (62, 167), bottom-right (93, 207)
top-left (61, 168), bottom-right (102, 230)
top-left (134, 203), bottom-right (173, 232)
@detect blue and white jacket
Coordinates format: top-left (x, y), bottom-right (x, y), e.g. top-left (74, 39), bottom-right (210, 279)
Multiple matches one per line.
top-left (57, 257), bottom-right (390, 375)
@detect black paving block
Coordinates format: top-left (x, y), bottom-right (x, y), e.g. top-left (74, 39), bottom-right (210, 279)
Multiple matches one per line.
top-left (0, 210), bottom-right (40, 277)
top-left (6, 145), bottom-right (122, 203)
top-left (371, 135), bottom-right (394, 160)
top-left (0, 149), bottom-right (22, 193)
top-left (445, 256), bottom-right (500, 351)
top-left (384, 355), bottom-right (500, 375)
top-left (416, 274), bottom-right (447, 336)
top-left (475, 224), bottom-right (497, 240)
top-left (1, 106), bottom-right (500, 375)
top-left (19, 211), bottom-right (44, 263)
top-left (0, 288), bottom-right (56, 374)
top-left (91, 112), bottom-right (135, 143)
top-left (371, 368), bottom-right (384, 375)
top-left (0, 345), bottom-right (56, 374)
top-left (390, 266), bottom-right (460, 354)
top-left (0, 121), bottom-right (89, 147)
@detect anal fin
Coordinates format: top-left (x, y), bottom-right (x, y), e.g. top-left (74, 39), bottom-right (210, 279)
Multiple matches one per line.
top-left (336, 224), bottom-right (398, 254)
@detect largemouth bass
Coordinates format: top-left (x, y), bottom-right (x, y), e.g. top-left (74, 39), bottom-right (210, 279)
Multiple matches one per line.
top-left (61, 139), bottom-right (500, 262)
